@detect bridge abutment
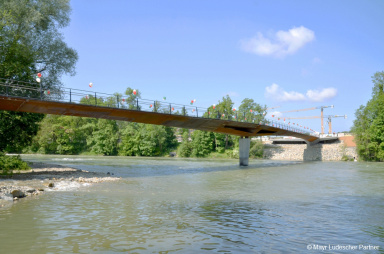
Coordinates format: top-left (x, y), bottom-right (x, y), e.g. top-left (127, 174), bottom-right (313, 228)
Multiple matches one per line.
top-left (239, 137), bottom-right (250, 166)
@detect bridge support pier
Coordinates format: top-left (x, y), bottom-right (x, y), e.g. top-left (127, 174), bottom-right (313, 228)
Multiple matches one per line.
top-left (239, 136), bottom-right (250, 166)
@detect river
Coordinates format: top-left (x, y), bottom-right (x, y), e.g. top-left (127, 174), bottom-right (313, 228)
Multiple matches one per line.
top-left (1, 155), bottom-right (383, 253)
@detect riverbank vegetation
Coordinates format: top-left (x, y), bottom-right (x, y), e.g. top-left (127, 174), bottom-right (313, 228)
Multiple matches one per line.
top-left (0, 153), bottom-right (30, 175)
top-left (352, 71), bottom-right (384, 161)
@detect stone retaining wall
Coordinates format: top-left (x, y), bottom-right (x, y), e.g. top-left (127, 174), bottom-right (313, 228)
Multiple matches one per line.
top-left (263, 140), bottom-right (357, 161)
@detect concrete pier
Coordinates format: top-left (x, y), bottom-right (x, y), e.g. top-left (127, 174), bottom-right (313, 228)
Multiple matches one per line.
top-left (239, 137), bottom-right (250, 166)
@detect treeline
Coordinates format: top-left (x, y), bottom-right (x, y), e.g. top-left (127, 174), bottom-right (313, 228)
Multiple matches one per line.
top-left (28, 116), bottom-right (178, 156)
top-left (24, 88), bottom-right (266, 158)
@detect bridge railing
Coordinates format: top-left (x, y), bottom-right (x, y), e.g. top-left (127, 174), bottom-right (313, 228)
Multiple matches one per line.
top-left (0, 79), bottom-right (319, 137)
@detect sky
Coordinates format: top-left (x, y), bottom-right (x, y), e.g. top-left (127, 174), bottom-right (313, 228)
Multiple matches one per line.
top-left (61, 0), bottom-right (384, 133)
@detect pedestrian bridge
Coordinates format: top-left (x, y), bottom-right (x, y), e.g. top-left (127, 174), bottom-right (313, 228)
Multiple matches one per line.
top-left (0, 79), bottom-right (319, 165)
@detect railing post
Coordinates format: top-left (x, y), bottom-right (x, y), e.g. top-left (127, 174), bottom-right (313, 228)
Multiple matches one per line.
top-left (95, 92), bottom-right (97, 105)
top-left (170, 104), bottom-right (172, 114)
top-left (137, 98), bottom-right (139, 110)
top-left (69, 89), bottom-right (72, 103)
top-left (40, 81), bottom-right (42, 100)
top-left (154, 101), bottom-right (156, 112)
top-left (207, 108), bottom-right (209, 118)
top-left (117, 95), bottom-right (119, 108)
top-left (183, 106), bottom-right (185, 116)
top-left (196, 107), bottom-right (198, 117)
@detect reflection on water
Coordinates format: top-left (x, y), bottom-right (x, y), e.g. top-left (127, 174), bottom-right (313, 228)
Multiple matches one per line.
top-left (0, 155), bottom-right (384, 253)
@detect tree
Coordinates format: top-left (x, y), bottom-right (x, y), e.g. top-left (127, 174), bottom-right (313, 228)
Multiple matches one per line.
top-left (124, 87), bottom-right (141, 110)
top-left (0, 0), bottom-right (78, 152)
top-left (87, 119), bottom-right (119, 156)
top-left (119, 123), bottom-right (177, 156)
top-left (238, 98), bottom-right (265, 123)
top-left (177, 130), bottom-right (192, 157)
top-left (30, 115), bottom-right (96, 154)
top-left (216, 95), bottom-right (234, 149)
top-left (191, 130), bottom-right (215, 157)
top-left (0, 111), bottom-right (43, 152)
top-left (352, 71), bottom-right (384, 161)
top-left (250, 140), bottom-right (264, 158)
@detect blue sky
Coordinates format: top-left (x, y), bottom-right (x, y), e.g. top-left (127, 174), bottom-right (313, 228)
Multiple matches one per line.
top-left (62, 0), bottom-right (384, 133)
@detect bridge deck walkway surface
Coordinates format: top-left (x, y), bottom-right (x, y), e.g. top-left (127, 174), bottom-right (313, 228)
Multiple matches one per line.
top-left (0, 95), bottom-right (318, 143)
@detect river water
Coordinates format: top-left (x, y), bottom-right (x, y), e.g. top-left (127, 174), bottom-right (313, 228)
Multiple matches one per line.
top-left (1, 155), bottom-right (383, 253)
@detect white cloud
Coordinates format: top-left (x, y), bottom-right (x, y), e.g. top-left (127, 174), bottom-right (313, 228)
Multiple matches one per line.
top-left (265, 84), bottom-right (337, 102)
top-left (241, 26), bottom-right (315, 57)
top-left (265, 83), bottom-right (306, 101)
top-left (306, 88), bottom-right (337, 102)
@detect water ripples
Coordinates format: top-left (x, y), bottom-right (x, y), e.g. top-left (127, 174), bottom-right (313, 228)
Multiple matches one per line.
top-left (1, 156), bottom-right (384, 253)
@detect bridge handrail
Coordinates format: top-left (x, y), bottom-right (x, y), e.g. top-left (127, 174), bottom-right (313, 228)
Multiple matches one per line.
top-left (0, 79), bottom-right (319, 137)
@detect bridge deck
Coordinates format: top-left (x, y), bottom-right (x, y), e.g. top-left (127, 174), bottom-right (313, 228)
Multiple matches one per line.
top-left (0, 95), bottom-right (319, 143)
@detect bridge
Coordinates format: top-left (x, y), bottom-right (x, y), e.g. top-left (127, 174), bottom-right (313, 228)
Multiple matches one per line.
top-left (0, 79), bottom-right (319, 166)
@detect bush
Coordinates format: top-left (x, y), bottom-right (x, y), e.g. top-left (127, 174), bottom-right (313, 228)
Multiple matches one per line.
top-left (341, 155), bottom-right (353, 161)
top-left (177, 142), bottom-right (192, 157)
top-left (0, 152), bottom-right (30, 175)
top-left (250, 140), bottom-right (264, 158)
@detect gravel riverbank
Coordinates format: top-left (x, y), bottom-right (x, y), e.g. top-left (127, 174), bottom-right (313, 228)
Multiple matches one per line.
top-left (0, 162), bottom-right (121, 208)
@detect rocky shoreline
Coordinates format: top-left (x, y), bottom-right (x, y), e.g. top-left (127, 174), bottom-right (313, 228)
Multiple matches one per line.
top-left (0, 162), bottom-right (121, 208)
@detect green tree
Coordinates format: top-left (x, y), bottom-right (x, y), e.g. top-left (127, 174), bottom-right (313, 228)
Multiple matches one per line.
top-left (191, 130), bottom-right (215, 157)
top-left (87, 119), bottom-right (119, 155)
top-left (80, 94), bottom-right (105, 106)
top-left (124, 87), bottom-right (141, 110)
top-left (177, 130), bottom-right (192, 157)
top-left (250, 140), bottom-right (264, 158)
top-left (30, 115), bottom-right (96, 154)
top-left (217, 95), bottom-right (235, 149)
top-left (119, 123), bottom-right (177, 156)
top-left (216, 95), bottom-right (235, 120)
top-left (119, 123), bottom-right (140, 156)
top-left (352, 71), bottom-right (384, 161)
top-left (0, 111), bottom-right (43, 152)
top-left (0, 0), bottom-right (77, 152)
top-left (238, 98), bottom-right (266, 123)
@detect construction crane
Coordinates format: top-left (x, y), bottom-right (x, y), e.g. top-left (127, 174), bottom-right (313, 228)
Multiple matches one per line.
top-left (285, 114), bottom-right (347, 134)
top-left (280, 105), bottom-right (334, 134)
top-left (327, 115), bottom-right (347, 134)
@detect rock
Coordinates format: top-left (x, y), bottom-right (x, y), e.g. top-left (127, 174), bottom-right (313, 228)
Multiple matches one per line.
top-left (13, 197), bottom-right (18, 201)
top-left (26, 189), bottom-right (36, 193)
top-left (38, 188), bottom-right (44, 191)
top-left (11, 189), bottom-right (25, 198)
top-left (169, 152), bottom-right (176, 157)
top-left (48, 182), bottom-right (54, 188)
